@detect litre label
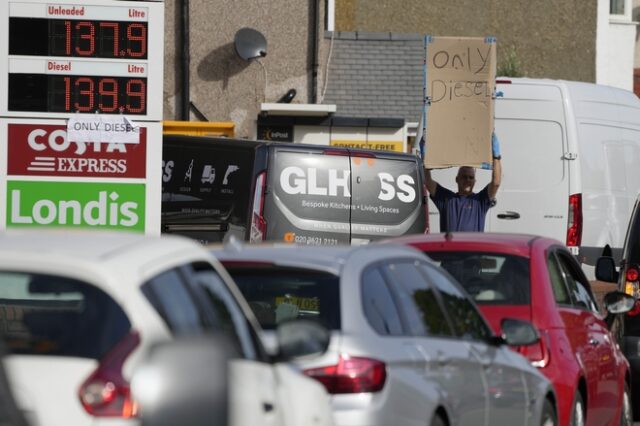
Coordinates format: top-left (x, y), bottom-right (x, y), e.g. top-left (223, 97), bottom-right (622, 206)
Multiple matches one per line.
top-left (7, 123), bottom-right (146, 178)
top-left (7, 181), bottom-right (145, 231)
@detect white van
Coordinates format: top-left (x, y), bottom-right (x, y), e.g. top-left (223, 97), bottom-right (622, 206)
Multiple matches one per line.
top-left (428, 77), bottom-right (640, 277)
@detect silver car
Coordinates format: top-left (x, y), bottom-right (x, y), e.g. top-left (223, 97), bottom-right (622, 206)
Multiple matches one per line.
top-left (211, 242), bottom-right (558, 426)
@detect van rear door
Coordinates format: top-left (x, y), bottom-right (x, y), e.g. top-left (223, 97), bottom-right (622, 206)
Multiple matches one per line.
top-left (161, 136), bottom-right (260, 244)
top-left (487, 81), bottom-right (569, 238)
top-left (350, 151), bottom-right (426, 244)
top-left (265, 146), bottom-right (352, 245)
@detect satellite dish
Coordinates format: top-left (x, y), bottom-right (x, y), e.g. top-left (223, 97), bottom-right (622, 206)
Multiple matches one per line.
top-left (234, 28), bottom-right (267, 61)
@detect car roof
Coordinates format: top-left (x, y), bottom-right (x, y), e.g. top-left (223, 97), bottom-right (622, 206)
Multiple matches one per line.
top-left (0, 229), bottom-right (208, 289)
top-left (384, 232), bottom-right (559, 257)
top-left (0, 229), bottom-right (199, 262)
top-left (209, 240), bottom-right (425, 274)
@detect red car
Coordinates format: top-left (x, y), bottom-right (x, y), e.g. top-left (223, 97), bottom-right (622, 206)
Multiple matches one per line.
top-left (387, 232), bottom-right (634, 426)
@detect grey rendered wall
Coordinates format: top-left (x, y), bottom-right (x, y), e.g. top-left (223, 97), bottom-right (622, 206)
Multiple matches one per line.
top-left (335, 0), bottom-right (598, 83)
top-left (163, 0), bottom-right (321, 138)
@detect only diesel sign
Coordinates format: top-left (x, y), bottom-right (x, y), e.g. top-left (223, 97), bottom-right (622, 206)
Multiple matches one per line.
top-left (7, 181), bottom-right (145, 231)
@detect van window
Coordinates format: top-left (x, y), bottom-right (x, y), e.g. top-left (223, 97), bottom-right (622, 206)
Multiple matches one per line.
top-left (0, 272), bottom-right (131, 359)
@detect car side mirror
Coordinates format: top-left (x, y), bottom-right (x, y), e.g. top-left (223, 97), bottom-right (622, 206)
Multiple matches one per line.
top-left (132, 334), bottom-right (237, 426)
top-left (604, 291), bottom-right (635, 314)
top-left (275, 319), bottom-right (330, 361)
top-left (500, 318), bottom-right (540, 346)
top-left (595, 256), bottom-right (619, 283)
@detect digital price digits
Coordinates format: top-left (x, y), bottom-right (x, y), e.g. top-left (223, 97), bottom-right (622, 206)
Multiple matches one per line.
top-left (8, 74), bottom-right (147, 115)
top-left (9, 17), bottom-right (148, 59)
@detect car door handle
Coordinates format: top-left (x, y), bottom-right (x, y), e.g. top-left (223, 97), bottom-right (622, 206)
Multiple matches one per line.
top-left (588, 338), bottom-right (600, 347)
top-left (497, 211), bottom-right (520, 220)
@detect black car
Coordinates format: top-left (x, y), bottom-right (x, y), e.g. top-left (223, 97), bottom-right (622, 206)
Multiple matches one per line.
top-left (596, 193), bottom-right (640, 419)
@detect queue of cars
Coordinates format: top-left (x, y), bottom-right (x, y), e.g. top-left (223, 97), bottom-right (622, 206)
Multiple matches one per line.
top-left (0, 228), bottom-right (636, 426)
top-left (210, 241), bottom-right (559, 426)
top-left (0, 230), bottom-right (334, 426)
top-left (388, 232), bottom-right (635, 426)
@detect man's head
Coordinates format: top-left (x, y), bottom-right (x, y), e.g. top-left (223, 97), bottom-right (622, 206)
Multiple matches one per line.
top-left (456, 166), bottom-right (476, 195)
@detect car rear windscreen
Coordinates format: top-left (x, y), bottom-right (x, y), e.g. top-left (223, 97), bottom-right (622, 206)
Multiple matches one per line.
top-left (224, 266), bottom-right (340, 330)
top-left (425, 252), bottom-right (531, 305)
top-left (0, 272), bottom-right (131, 359)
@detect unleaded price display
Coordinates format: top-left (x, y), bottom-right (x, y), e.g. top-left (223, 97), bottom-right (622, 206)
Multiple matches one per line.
top-left (2, 1), bottom-right (162, 118)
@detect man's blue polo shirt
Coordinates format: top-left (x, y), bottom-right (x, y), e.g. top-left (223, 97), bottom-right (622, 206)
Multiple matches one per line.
top-left (430, 183), bottom-right (492, 232)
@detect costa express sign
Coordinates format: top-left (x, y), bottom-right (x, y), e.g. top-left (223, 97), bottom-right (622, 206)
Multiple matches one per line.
top-left (7, 123), bottom-right (146, 178)
top-left (7, 181), bottom-right (145, 231)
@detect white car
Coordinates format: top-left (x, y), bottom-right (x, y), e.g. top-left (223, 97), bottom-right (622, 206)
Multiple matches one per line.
top-left (0, 229), bottom-right (334, 426)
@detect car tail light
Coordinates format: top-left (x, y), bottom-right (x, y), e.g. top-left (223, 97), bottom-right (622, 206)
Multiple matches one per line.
top-left (249, 171), bottom-right (267, 242)
top-left (303, 354), bottom-right (386, 394)
top-left (624, 265), bottom-right (640, 315)
top-left (496, 79), bottom-right (512, 84)
top-left (78, 331), bottom-right (140, 417)
top-left (516, 329), bottom-right (550, 368)
top-left (566, 193), bottom-right (582, 247)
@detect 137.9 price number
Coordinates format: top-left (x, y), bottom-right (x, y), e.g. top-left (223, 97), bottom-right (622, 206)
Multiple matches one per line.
top-left (8, 74), bottom-right (147, 115)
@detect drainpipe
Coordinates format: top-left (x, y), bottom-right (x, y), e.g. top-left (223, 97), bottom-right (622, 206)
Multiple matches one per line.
top-left (310, 0), bottom-right (319, 103)
top-left (180, 0), bottom-right (190, 120)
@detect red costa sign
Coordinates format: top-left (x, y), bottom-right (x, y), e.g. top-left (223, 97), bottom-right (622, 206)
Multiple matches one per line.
top-left (7, 123), bottom-right (146, 178)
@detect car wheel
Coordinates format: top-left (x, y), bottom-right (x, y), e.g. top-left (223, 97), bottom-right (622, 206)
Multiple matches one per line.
top-left (541, 398), bottom-right (557, 426)
top-left (569, 391), bottom-right (585, 426)
top-left (620, 383), bottom-right (633, 426)
top-left (429, 413), bottom-right (446, 426)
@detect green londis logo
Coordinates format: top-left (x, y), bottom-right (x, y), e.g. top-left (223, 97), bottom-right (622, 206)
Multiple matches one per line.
top-left (7, 181), bottom-right (145, 231)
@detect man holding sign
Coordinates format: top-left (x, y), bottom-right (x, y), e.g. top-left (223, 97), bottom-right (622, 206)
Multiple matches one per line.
top-left (425, 133), bottom-right (501, 232)
top-left (421, 36), bottom-right (501, 232)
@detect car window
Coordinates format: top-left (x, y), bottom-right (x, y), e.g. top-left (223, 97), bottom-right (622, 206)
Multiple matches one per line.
top-left (426, 252), bottom-right (530, 305)
top-left (556, 253), bottom-right (599, 313)
top-left (361, 266), bottom-right (404, 336)
top-left (547, 252), bottom-right (572, 305)
top-left (142, 268), bottom-right (207, 335)
top-left (0, 271), bottom-right (131, 359)
top-left (382, 261), bottom-right (452, 337)
top-left (188, 263), bottom-right (258, 360)
top-left (418, 263), bottom-right (493, 342)
top-left (224, 266), bottom-right (341, 331)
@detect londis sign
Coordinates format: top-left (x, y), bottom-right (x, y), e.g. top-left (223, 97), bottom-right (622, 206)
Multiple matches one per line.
top-left (7, 181), bottom-right (145, 231)
top-left (7, 123), bottom-right (146, 178)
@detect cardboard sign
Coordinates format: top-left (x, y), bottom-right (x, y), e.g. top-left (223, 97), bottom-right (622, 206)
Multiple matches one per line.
top-left (424, 36), bottom-right (496, 169)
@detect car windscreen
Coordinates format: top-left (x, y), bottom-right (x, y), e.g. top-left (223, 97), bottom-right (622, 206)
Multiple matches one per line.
top-left (0, 272), bottom-right (131, 359)
top-left (424, 252), bottom-right (531, 305)
top-left (223, 266), bottom-right (341, 330)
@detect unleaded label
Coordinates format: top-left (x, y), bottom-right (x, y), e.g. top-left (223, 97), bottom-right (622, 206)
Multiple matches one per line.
top-left (7, 181), bottom-right (145, 231)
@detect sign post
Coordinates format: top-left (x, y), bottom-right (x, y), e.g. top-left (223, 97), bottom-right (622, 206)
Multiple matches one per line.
top-left (0, 0), bottom-right (164, 234)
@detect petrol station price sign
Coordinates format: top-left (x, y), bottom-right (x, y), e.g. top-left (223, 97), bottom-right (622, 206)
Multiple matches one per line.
top-left (0, 0), bottom-right (164, 120)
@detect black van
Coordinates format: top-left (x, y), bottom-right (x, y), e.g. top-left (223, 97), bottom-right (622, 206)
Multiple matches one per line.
top-left (162, 135), bottom-right (428, 245)
top-left (596, 193), bottom-right (640, 418)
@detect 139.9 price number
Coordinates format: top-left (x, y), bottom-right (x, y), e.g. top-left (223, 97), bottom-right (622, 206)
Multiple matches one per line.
top-left (8, 74), bottom-right (147, 115)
